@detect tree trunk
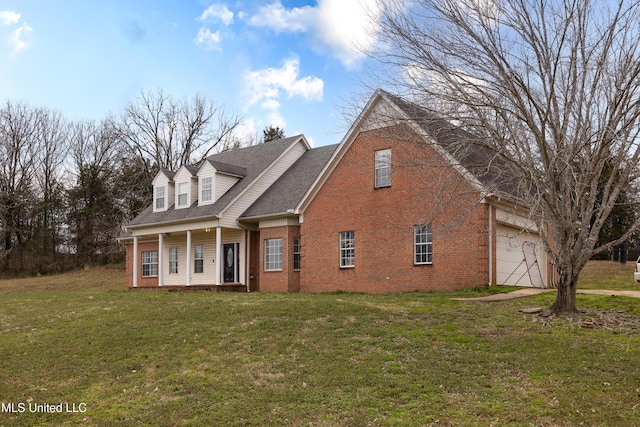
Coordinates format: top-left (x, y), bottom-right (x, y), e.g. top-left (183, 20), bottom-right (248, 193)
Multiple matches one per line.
top-left (548, 268), bottom-right (579, 314)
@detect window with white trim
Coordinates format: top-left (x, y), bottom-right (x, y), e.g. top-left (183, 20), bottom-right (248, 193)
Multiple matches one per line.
top-left (340, 231), bottom-right (355, 268)
top-left (201, 177), bottom-right (212, 202)
top-left (414, 224), bottom-right (433, 264)
top-left (178, 182), bottom-right (188, 206)
top-left (142, 251), bottom-right (158, 277)
top-left (169, 247), bottom-right (178, 274)
top-left (293, 238), bottom-right (301, 270)
top-left (194, 244), bottom-right (204, 274)
top-left (375, 148), bottom-right (391, 188)
top-left (264, 238), bottom-right (283, 271)
top-left (155, 186), bottom-right (165, 209)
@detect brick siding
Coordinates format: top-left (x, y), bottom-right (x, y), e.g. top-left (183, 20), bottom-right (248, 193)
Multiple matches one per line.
top-left (300, 125), bottom-right (490, 293)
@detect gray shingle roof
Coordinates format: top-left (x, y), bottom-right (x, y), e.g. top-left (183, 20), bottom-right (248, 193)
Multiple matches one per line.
top-left (381, 91), bottom-right (520, 198)
top-left (126, 135), bottom-right (306, 229)
top-left (241, 143), bottom-right (339, 219)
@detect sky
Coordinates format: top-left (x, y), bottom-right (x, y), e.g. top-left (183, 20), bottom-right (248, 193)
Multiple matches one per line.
top-left (0, 1), bottom-right (386, 148)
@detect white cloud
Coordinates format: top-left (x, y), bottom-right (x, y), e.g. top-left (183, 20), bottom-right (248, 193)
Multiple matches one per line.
top-left (198, 4), bottom-right (234, 26)
top-left (247, 0), bottom-right (384, 69)
top-left (8, 22), bottom-right (32, 55)
top-left (242, 57), bottom-right (323, 134)
top-left (247, 2), bottom-right (311, 33)
top-left (0, 10), bottom-right (20, 25)
top-left (243, 56), bottom-right (324, 107)
top-left (194, 27), bottom-right (222, 51)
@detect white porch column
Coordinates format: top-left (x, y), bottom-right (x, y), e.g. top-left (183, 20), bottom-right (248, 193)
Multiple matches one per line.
top-left (186, 230), bottom-right (192, 286)
top-left (132, 236), bottom-right (138, 287)
top-left (215, 227), bottom-right (222, 286)
top-left (158, 233), bottom-right (164, 287)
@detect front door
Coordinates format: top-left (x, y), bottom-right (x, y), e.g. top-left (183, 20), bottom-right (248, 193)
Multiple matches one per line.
top-left (223, 243), bottom-right (239, 283)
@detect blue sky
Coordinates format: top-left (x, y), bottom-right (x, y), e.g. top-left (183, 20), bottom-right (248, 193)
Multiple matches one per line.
top-left (0, 1), bottom-right (384, 147)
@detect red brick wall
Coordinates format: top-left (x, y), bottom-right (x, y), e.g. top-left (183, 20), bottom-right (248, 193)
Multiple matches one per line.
top-left (258, 225), bottom-right (300, 292)
top-left (125, 241), bottom-right (160, 288)
top-left (300, 125), bottom-right (490, 293)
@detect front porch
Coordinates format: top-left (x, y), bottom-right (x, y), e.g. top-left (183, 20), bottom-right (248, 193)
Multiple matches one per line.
top-left (125, 226), bottom-right (254, 291)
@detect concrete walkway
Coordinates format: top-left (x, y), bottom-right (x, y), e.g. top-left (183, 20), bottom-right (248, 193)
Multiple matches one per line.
top-left (452, 288), bottom-right (640, 301)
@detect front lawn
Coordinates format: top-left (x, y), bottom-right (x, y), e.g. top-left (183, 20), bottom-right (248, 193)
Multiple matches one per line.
top-left (0, 267), bottom-right (639, 426)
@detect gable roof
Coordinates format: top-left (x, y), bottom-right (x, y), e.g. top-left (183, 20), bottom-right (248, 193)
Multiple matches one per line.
top-left (298, 90), bottom-right (518, 213)
top-left (126, 135), bottom-right (309, 229)
top-left (240, 143), bottom-right (339, 220)
top-left (382, 91), bottom-right (518, 197)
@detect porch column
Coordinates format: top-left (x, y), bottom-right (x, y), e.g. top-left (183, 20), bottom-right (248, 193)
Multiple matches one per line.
top-left (158, 233), bottom-right (164, 287)
top-left (132, 236), bottom-right (138, 287)
top-left (186, 230), bottom-right (192, 286)
top-left (215, 227), bottom-right (222, 286)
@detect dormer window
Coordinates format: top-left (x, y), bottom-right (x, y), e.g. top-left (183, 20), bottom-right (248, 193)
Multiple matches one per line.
top-left (178, 182), bottom-right (188, 207)
top-left (155, 186), bottom-right (166, 209)
top-left (201, 177), bottom-right (212, 202)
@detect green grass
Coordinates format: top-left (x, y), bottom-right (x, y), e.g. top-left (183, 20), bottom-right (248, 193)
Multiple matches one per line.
top-left (0, 265), bottom-right (639, 426)
top-left (577, 260), bottom-right (639, 290)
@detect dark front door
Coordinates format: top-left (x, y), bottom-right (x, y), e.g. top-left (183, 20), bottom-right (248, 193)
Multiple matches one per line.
top-left (223, 243), bottom-right (238, 283)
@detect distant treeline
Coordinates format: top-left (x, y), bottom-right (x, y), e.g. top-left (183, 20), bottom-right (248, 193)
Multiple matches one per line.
top-left (0, 89), bottom-right (245, 276)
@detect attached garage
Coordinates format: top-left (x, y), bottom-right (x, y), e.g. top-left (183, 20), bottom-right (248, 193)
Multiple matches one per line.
top-left (495, 223), bottom-right (548, 288)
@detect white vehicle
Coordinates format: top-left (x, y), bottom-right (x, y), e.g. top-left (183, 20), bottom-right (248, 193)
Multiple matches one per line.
top-left (635, 256), bottom-right (640, 283)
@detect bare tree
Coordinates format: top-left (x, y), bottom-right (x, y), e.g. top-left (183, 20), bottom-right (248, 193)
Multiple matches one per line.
top-left (0, 101), bottom-right (38, 272)
top-left (67, 120), bottom-right (124, 266)
top-left (33, 107), bottom-right (69, 270)
top-left (116, 89), bottom-right (244, 171)
top-left (369, 0), bottom-right (640, 313)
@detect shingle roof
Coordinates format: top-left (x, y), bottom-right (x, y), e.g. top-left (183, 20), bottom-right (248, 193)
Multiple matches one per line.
top-left (126, 135), bottom-right (306, 229)
top-left (241, 143), bottom-right (339, 219)
top-left (205, 159), bottom-right (246, 177)
top-left (381, 91), bottom-right (520, 198)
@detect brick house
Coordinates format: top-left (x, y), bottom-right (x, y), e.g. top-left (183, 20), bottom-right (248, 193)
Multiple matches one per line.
top-left (119, 90), bottom-right (552, 292)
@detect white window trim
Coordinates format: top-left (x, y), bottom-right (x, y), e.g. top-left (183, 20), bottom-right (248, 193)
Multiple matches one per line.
top-left (293, 238), bottom-right (301, 271)
top-left (414, 224), bottom-right (433, 265)
top-left (142, 250), bottom-right (158, 277)
top-left (177, 182), bottom-right (188, 207)
top-left (201, 177), bottom-right (212, 203)
top-left (169, 247), bottom-right (179, 274)
top-left (194, 244), bottom-right (204, 274)
top-left (340, 231), bottom-right (355, 268)
top-left (155, 186), bottom-right (166, 210)
top-left (375, 148), bottom-right (391, 188)
top-left (264, 238), bottom-right (283, 271)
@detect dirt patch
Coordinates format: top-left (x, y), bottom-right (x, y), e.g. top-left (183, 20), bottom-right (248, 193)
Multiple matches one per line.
top-left (528, 309), bottom-right (640, 334)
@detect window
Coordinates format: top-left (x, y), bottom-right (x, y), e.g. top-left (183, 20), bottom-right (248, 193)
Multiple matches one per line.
top-left (169, 247), bottom-right (178, 274)
top-left (155, 186), bottom-right (165, 209)
top-left (375, 149), bottom-right (391, 188)
top-left (293, 238), bottom-right (301, 270)
top-left (201, 177), bottom-right (212, 202)
top-left (142, 251), bottom-right (158, 277)
top-left (194, 244), bottom-right (204, 274)
top-left (178, 182), bottom-right (188, 206)
top-left (340, 231), bottom-right (355, 268)
top-left (414, 224), bottom-right (433, 264)
top-left (264, 238), bottom-right (283, 271)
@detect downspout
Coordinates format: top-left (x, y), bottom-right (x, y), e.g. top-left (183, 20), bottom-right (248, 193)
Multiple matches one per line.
top-left (488, 204), bottom-right (493, 287)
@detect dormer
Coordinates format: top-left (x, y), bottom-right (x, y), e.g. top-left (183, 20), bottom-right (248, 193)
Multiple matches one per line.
top-left (197, 159), bottom-right (246, 206)
top-left (152, 169), bottom-right (175, 213)
top-left (173, 165), bottom-right (199, 209)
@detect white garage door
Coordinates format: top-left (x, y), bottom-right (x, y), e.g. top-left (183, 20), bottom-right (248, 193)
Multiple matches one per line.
top-left (496, 225), bottom-right (546, 287)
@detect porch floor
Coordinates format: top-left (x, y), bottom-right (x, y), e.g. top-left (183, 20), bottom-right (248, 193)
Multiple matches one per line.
top-left (129, 283), bottom-right (248, 292)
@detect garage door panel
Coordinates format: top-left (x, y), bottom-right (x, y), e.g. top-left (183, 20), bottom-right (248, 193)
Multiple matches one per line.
top-left (496, 225), bottom-right (545, 287)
